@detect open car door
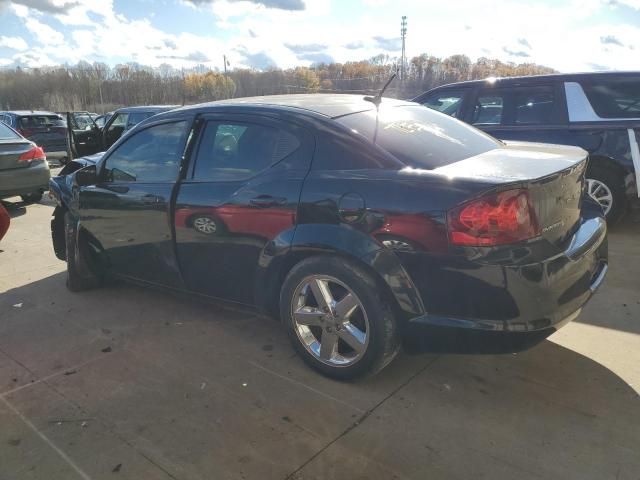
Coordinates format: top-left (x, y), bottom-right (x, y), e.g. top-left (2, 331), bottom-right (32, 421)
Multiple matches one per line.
top-left (66, 112), bottom-right (104, 158)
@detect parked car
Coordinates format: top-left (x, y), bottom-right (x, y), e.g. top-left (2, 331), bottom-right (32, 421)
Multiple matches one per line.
top-left (93, 112), bottom-right (112, 129)
top-left (0, 110), bottom-right (68, 163)
top-left (413, 71), bottom-right (640, 222)
top-left (0, 203), bottom-right (9, 241)
top-left (0, 120), bottom-right (51, 203)
top-left (49, 95), bottom-right (607, 379)
top-left (65, 105), bottom-right (179, 160)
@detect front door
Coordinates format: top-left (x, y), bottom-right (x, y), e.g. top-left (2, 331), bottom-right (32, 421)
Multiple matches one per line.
top-left (79, 118), bottom-right (191, 288)
top-left (174, 114), bottom-right (312, 305)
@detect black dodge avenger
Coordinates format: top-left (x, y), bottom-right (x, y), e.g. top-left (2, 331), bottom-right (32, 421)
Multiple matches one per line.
top-left (49, 94), bottom-right (608, 379)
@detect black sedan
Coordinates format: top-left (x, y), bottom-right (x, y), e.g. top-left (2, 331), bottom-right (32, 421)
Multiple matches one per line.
top-left (49, 95), bottom-right (608, 379)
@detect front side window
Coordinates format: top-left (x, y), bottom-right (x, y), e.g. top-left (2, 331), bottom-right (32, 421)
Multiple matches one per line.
top-left (422, 90), bottom-right (467, 118)
top-left (127, 112), bottom-right (154, 130)
top-left (580, 78), bottom-right (640, 118)
top-left (193, 121), bottom-right (300, 181)
top-left (103, 121), bottom-right (187, 183)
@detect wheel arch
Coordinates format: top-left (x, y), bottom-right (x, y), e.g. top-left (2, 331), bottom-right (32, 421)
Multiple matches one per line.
top-left (255, 224), bottom-right (425, 323)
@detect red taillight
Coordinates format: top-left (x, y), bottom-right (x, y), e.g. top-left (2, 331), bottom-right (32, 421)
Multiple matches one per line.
top-left (447, 189), bottom-right (540, 246)
top-left (18, 145), bottom-right (46, 163)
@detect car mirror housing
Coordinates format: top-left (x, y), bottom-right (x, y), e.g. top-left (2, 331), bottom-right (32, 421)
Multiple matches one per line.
top-left (75, 165), bottom-right (98, 187)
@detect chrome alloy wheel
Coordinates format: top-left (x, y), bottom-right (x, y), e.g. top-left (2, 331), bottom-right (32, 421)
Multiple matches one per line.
top-left (291, 275), bottom-right (370, 367)
top-left (586, 178), bottom-right (613, 216)
top-left (193, 216), bottom-right (217, 234)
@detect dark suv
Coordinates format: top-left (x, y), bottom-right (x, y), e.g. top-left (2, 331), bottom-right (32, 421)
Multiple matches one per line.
top-left (413, 72), bottom-right (640, 222)
top-left (0, 111), bottom-right (68, 163)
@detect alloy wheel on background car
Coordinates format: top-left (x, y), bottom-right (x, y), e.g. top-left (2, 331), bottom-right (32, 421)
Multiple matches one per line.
top-left (586, 178), bottom-right (614, 216)
top-left (291, 275), bottom-right (369, 367)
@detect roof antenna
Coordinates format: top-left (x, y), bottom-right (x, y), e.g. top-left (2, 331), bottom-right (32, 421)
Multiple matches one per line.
top-left (364, 70), bottom-right (397, 108)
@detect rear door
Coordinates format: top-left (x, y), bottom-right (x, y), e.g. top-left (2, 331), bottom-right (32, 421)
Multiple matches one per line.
top-left (17, 114), bottom-right (67, 153)
top-left (79, 118), bottom-right (192, 287)
top-left (174, 114), bottom-right (313, 305)
top-left (466, 82), bottom-right (570, 145)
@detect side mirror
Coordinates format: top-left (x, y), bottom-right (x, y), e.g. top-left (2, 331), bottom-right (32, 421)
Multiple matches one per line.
top-left (75, 165), bottom-right (97, 187)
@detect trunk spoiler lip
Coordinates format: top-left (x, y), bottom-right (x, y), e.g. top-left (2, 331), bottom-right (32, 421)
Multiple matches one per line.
top-left (430, 142), bottom-right (588, 183)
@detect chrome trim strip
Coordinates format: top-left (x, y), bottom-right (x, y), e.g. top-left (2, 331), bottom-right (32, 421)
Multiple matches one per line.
top-left (628, 128), bottom-right (640, 198)
top-left (590, 263), bottom-right (608, 293)
top-left (565, 216), bottom-right (607, 261)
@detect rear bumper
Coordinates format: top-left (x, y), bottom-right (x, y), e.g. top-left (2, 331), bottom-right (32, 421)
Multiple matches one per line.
top-left (0, 161), bottom-right (51, 198)
top-left (402, 209), bottom-right (608, 353)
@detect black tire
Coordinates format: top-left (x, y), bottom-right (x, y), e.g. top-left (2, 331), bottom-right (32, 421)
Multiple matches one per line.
top-left (64, 212), bottom-right (102, 292)
top-left (20, 192), bottom-right (43, 204)
top-left (586, 167), bottom-right (627, 224)
top-left (280, 256), bottom-right (400, 380)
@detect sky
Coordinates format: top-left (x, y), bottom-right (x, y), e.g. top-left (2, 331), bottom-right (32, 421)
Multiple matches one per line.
top-left (0, 0), bottom-right (638, 72)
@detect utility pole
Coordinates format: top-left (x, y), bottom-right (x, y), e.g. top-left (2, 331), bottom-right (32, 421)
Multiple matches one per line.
top-left (400, 15), bottom-right (407, 81)
top-left (223, 55), bottom-right (228, 76)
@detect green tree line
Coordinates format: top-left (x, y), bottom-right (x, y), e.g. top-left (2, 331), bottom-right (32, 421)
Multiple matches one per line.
top-left (0, 54), bottom-right (555, 112)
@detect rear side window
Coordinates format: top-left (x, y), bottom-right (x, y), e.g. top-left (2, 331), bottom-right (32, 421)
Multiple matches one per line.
top-left (19, 115), bottom-right (65, 128)
top-left (421, 90), bottom-right (467, 118)
top-left (193, 121), bottom-right (300, 181)
top-left (337, 105), bottom-right (499, 170)
top-left (514, 87), bottom-right (555, 124)
top-left (580, 78), bottom-right (640, 118)
top-left (472, 95), bottom-right (503, 125)
top-left (0, 122), bottom-right (20, 140)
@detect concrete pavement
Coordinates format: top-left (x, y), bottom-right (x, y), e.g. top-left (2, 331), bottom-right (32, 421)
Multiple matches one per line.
top-left (0, 194), bottom-right (638, 480)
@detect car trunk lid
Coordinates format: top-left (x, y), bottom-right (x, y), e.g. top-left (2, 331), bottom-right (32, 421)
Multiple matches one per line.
top-left (433, 141), bottom-right (588, 246)
top-left (0, 139), bottom-right (34, 171)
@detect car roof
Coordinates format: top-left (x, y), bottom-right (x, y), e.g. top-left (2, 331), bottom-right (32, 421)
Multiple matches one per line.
top-left (114, 105), bottom-right (180, 114)
top-left (427, 71), bottom-right (640, 91)
top-left (175, 94), bottom-right (415, 119)
top-left (1, 110), bottom-right (61, 116)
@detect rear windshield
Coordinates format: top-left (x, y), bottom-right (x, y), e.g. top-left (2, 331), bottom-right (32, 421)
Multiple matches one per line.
top-left (580, 78), bottom-right (640, 118)
top-left (0, 122), bottom-right (20, 140)
top-left (337, 105), bottom-right (500, 169)
top-left (19, 115), bottom-right (66, 128)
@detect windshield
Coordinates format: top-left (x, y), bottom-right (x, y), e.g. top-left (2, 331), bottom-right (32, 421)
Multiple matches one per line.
top-left (337, 105), bottom-right (500, 169)
top-left (0, 122), bottom-right (20, 140)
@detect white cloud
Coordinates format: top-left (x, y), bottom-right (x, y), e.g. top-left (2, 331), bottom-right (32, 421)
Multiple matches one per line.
top-left (2, 0), bottom-right (639, 72)
top-left (0, 35), bottom-right (28, 50)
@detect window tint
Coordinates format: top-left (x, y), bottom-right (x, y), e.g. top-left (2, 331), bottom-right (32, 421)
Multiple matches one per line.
top-left (580, 78), bottom-right (640, 118)
top-left (0, 122), bottom-right (20, 140)
top-left (127, 112), bottom-right (153, 129)
top-left (19, 115), bottom-right (65, 128)
top-left (472, 95), bottom-right (503, 125)
top-left (421, 90), bottom-right (467, 118)
top-left (193, 121), bottom-right (300, 181)
top-left (104, 121), bottom-right (187, 183)
top-left (313, 131), bottom-right (401, 170)
top-left (514, 87), bottom-right (555, 124)
top-left (337, 105), bottom-right (499, 170)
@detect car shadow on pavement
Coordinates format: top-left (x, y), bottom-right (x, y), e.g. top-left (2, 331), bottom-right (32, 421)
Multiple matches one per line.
top-left (0, 200), bottom-right (26, 219)
top-left (1, 271), bottom-right (639, 480)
